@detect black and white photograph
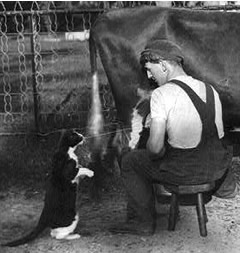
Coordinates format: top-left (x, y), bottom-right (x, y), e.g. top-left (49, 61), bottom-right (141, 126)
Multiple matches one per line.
top-left (0, 1), bottom-right (240, 252)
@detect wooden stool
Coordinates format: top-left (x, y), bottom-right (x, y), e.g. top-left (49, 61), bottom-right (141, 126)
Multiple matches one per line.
top-left (164, 182), bottom-right (215, 237)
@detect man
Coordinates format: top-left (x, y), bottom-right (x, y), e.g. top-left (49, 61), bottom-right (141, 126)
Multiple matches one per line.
top-left (110, 39), bottom-right (232, 236)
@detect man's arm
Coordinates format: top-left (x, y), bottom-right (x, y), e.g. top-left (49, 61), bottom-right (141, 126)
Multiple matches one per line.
top-left (146, 117), bottom-right (166, 160)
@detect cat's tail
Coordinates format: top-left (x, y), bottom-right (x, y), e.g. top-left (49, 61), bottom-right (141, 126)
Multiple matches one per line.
top-left (2, 214), bottom-right (48, 247)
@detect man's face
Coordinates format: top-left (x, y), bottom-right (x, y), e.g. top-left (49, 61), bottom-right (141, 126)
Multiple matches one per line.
top-left (144, 61), bottom-right (167, 87)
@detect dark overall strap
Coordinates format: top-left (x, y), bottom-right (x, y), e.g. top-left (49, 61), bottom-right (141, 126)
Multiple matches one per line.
top-left (170, 79), bottom-right (216, 141)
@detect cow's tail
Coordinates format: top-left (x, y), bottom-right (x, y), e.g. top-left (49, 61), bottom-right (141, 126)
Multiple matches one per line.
top-left (87, 32), bottom-right (105, 199)
top-left (87, 33), bottom-right (104, 151)
top-left (2, 213), bottom-right (47, 247)
top-left (88, 72), bottom-right (104, 147)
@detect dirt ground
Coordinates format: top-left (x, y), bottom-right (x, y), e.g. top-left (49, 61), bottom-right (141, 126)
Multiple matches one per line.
top-left (1, 163), bottom-right (240, 253)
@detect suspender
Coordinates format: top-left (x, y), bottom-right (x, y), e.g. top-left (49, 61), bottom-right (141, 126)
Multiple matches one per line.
top-left (169, 79), bottom-right (216, 140)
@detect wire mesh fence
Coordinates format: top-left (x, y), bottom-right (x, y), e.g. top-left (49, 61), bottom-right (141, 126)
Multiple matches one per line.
top-left (0, 1), bottom-right (116, 135)
top-left (1, 1), bottom-right (240, 136)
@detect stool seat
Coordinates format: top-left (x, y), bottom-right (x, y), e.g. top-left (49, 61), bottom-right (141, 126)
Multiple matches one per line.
top-left (162, 182), bottom-right (215, 237)
top-left (165, 182), bottom-right (215, 194)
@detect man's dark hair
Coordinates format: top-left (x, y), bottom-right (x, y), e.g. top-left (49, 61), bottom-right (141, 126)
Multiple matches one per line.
top-left (140, 51), bottom-right (163, 65)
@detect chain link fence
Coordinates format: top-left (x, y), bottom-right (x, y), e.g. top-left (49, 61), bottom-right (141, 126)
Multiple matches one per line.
top-left (1, 1), bottom-right (240, 136)
top-left (0, 1), bottom-right (116, 136)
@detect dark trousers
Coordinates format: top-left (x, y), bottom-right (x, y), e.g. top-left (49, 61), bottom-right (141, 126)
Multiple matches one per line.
top-left (121, 146), bottom-right (231, 222)
top-left (121, 149), bottom-right (164, 222)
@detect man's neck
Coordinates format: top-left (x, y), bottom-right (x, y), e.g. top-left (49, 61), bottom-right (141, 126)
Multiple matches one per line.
top-left (167, 67), bottom-right (187, 80)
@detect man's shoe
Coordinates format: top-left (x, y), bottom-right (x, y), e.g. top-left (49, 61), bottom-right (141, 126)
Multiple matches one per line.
top-left (108, 220), bottom-right (156, 236)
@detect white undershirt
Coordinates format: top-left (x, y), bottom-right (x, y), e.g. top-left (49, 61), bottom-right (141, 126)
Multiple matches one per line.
top-left (150, 75), bottom-right (224, 148)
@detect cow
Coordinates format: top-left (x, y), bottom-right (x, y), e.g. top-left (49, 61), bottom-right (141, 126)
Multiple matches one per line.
top-left (87, 6), bottom-right (240, 178)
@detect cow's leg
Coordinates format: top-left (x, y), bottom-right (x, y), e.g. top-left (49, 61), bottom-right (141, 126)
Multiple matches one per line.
top-left (88, 151), bottom-right (104, 200)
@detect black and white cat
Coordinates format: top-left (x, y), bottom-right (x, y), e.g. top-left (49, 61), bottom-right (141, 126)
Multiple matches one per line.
top-left (3, 129), bottom-right (94, 247)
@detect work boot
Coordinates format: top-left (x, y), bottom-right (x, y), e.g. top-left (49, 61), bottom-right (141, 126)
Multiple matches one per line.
top-left (108, 219), bottom-right (156, 236)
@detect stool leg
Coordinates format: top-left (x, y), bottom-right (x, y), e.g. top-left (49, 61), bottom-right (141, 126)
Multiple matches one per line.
top-left (203, 204), bottom-right (208, 223)
top-left (196, 193), bottom-right (207, 237)
top-left (168, 193), bottom-right (179, 231)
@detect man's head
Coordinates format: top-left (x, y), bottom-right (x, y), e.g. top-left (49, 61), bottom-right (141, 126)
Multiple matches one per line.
top-left (140, 40), bottom-right (185, 86)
